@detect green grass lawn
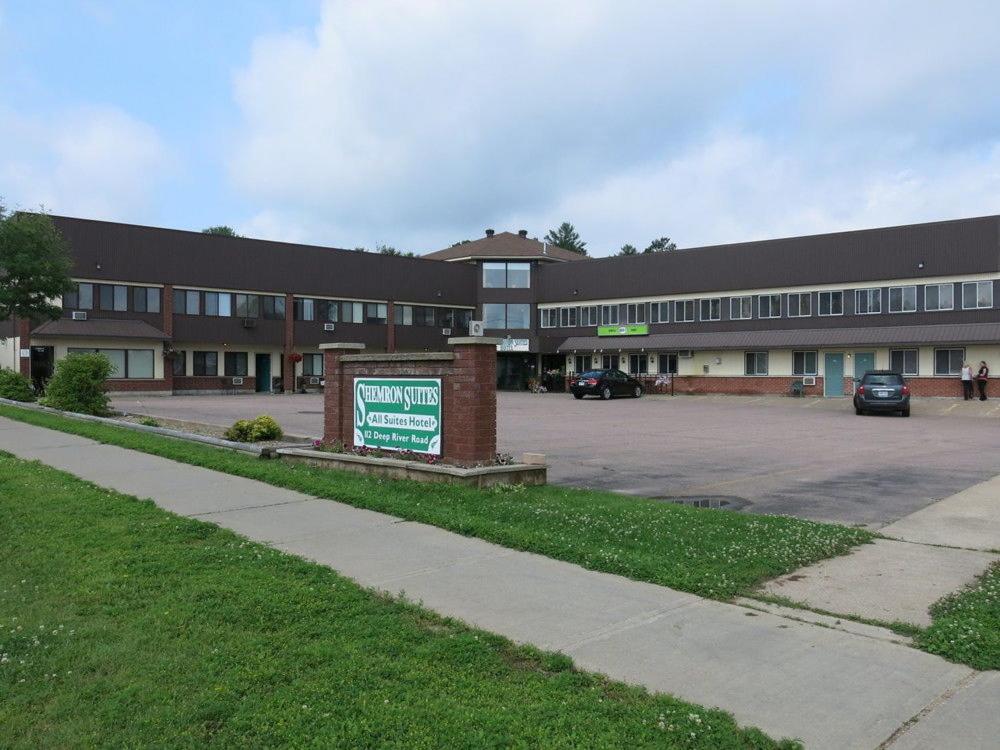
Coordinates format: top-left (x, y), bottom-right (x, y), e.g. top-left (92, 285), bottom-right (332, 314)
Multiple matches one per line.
top-left (917, 562), bottom-right (1000, 671)
top-left (0, 404), bottom-right (872, 600)
top-left (0, 453), bottom-right (798, 748)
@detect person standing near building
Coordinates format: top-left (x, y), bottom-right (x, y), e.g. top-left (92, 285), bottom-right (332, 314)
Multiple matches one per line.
top-left (961, 362), bottom-right (974, 400)
top-left (976, 361), bottom-right (989, 401)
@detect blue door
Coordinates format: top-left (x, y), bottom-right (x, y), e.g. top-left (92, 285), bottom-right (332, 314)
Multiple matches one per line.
top-left (854, 351), bottom-right (875, 389)
top-left (255, 354), bottom-right (271, 392)
top-left (824, 353), bottom-right (845, 397)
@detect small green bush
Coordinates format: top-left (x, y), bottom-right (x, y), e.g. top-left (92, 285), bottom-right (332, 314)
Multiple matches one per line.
top-left (0, 368), bottom-right (35, 402)
top-left (224, 415), bottom-right (283, 443)
top-left (41, 353), bottom-right (111, 415)
top-left (138, 417), bottom-right (160, 428)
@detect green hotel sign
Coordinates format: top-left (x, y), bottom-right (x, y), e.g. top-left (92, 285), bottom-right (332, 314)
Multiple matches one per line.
top-left (354, 377), bottom-right (442, 455)
top-left (597, 324), bottom-right (649, 337)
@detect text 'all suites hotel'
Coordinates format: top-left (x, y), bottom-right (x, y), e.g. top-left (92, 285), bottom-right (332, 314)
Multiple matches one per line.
top-left (4, 215), bottom-right (1000, 398)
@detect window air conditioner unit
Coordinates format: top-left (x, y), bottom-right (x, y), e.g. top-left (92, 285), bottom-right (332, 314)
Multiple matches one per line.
top-left (323, 323), bottom-right (336, 331)
top-left (469, 320), bottom-right (485, 337)
top-left (231, 377), bottom-right (244, 385)
top-left (441, 327), bottom-right (452, 336)
top-left (71, 311), bottom-right (88, 321)
top-left (309, 377), bottom-right (320, 385)
top-left (678, 350), bottom-right (694, 358)
top-left (802, 376), bottom-right (816, 386)
top-left (242, 318), bottom-right (256, 329)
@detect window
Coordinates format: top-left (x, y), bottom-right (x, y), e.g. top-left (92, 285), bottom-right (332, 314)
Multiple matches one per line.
top-left (792, 351), bottom-right (818, 376)
top-left (482, 261), bottom-right (530, 288)
top-left (341, 301), bottom-right (364, 323)
top-left (699, 298), bottom-right (721, 321)
top-left (65, 282), bottom-right (94, 310)
top-left (962, 281), bottom-right (993, 310)
top-left (67, 348), bottom-right (153, 379)
top-left (658, 352), bottom-right (678, 374)
top-left (730, 296), bottom-right (752, 320)
top-left (193, 351), bottom-right (218, 376)
top-left (758, 294), bottom-right (781, 318)
top-left (856, 288), bottom-right (881, 315)
top-left (601, 354), bottom-right (619, 370)
top-left (316, 300), bottom-right (337, 322)
top-left (888, 286), bottom-right (917, 313)
top-left (178, 289), bottom-right (200, 315)
top-left (133, 287), bottom-right (160, 313)
top-left (818, 291), bottom-right (843, 316)
top-left (624, 303), bottom-right (646, 324)
top-left (540, 308), bottom-right (557, 328)
top-left (600, 304), bottom-right (620, 325)
top-left (294, 297), bottom-right (313, 321)
top-left (297, 298), bottom-right (340, 322)
top-left (934, 348), bottom-right (965, 376)
top-left (235, 294), bottom-right (260, 318)
top-left (98, 285), bottom-right (113, 311)
top-left (650, 302), bottom-right (670, 323)
top-left (302, 353), bottom-right (323, 376)
top-left (560, 307), bottom-right (578, 327)
top-left (172, 351), bottom-right (186, 376)
top-left (111, 285), bottom-right (127, 311)
top-left (745, 351), bottom-right (768, 375)
top-left (262, 296), bottom-right (285, 320)
top-left (224, 352), bottom-right (249, 377)
top-left (506, 304), bottom-right (530, 329)
top-left (395, 304), bottom-right (413, 325)
top-left (366, 303), bottom-right (388, 324)
top-left (674, 300), bottom-right (695, 322)
top-left (787, 292), bottom-right (811, 317)
top-left (580, 306), bottom-right (600, 326)
top-left (455, 309), bottom-right (472, 331)
top-left (483, 303), bottom-right (506, 329)
top-left (574, 355), bottom-right (589, 373)
top-left (890, 349), bottom-right (919, 376)
top-left (925, 284), bottom-right (954, 312)
top-left (629, 354), bottom-right (648, 374)
top-left (204, 292), bottom-right (220, 317)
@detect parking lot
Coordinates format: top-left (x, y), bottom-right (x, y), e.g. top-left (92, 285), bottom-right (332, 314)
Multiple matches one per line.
top-left (111, 391), bottom-right (1000, 528)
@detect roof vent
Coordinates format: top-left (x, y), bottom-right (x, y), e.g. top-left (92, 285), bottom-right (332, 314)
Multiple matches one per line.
top-left (518, 229), bottom-right (528, 238)
top-left (485, 228), bottom-right (494, 237)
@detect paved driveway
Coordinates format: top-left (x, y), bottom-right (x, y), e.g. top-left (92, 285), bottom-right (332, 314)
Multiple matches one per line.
top-left (112, 391), bottom-right (1000, 527)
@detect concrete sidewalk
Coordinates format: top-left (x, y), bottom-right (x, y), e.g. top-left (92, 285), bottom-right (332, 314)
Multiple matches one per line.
top-left (1, 415), bottom-right (997, 750)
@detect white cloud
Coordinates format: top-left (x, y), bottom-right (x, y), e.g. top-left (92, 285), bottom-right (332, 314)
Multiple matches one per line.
top-left (0, 106), bottom-right (168, 220)
top-left (228, 1), bottom-right (1000, 254)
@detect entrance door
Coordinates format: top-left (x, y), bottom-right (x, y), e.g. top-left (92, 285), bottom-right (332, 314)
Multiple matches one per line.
top-left (29, 346), bottom-right (54, 392)
top-left (824, 353), bottom-right (845, 397)
top-left (854, 351), bottom-right (875, 388)
top-left (540, 354), bottom-right (566, 392)
top-left (255, 354), bottom-right (272, 392)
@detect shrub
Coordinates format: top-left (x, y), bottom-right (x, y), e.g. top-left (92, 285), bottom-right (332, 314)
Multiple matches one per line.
top-left (224, 415), bottom-right (283, 443)
top-left (138, 417), bottom-right (160, 428)
top-left (41, 353), bottom-right (111, 415)
top-left (0, 368), bottom-right (35, 402)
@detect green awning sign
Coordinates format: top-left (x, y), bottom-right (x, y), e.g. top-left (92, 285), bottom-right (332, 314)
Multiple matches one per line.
top-left (354, 377), bottom-right (442, 455)
top-left (597, 324), bottom-right (649, 337)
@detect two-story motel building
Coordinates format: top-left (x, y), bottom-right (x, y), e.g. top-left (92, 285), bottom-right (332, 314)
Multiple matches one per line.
top-left (3, 214), bottom-right (1000, 398)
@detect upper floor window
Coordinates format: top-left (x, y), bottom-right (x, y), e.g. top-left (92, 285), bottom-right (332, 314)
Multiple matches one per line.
top-left (962, 281), bottom-right (993, 310)
top-left (580, 305), bottom-right (600, 326)
top-left (818, 291), bottom-right (843, 316)
top-left (924, 283), bottom-right (954, 312)
top-left (624, 303), bottom-right (646, 324)
top-left (674, 300), bottom-right (696, 323)
top-left (600, 304), bottom-right (620, 325)
top-left (856, 288), bottom-right (881, 315)
top-left (560, 306), bottom-right (579, 327)
top-left (758, 294), bottom-right (781, 319)
top-left (132, 287), bottom-right (161, 314)
top-left (540, 308), bottom-right (557, 328)
top-left (730, 296), bottom-right (752, 320)
top-left (888, 286), bottom-right (916, 313)
top-left (482, 303), bottom-right (529, 329)
top-left (699, 298), bottom-right (721, 321)
top-left (482, 261), bottom-right (530, 289)
top-left (650, 302), bottom-right (670, 323)
top-left (787, 292), bottom-right (811, 317)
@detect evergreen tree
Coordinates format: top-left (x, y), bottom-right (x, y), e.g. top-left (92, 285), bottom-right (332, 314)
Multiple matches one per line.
top-left (544, 222), bottom-right (587, 255)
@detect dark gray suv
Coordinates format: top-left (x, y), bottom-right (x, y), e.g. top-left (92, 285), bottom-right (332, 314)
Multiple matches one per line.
top-left (854, 370), bottom-right (911, 417)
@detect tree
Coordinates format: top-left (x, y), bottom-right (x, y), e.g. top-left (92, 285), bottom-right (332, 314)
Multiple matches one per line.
top-left (451, 239), bottom-right (472, 247)
top-left (617, 244), bottom-right (638, 256)
top-left (376, 244), bottom-right (415, 258)
top-left (202, 225), bottom-right (241, 237)
top-left (544, 222), bottom-right (587, 255)
top-left (0, 205), bottom-right (74, 322)
top-left (643, 236), bottom-right (677, 253)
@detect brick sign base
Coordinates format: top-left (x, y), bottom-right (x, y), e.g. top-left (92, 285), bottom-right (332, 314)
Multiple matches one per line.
top-left (321, 338), bottom-right (499, 465)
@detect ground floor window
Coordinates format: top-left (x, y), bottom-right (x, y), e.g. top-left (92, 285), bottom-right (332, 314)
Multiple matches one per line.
top-left (792, 350), bottom-right (818, 376)
top-left (890, 349), bottom-right (919, 376)
top-left (302, 353), bottom-right (323, 376)
top-left (934, 348), bottom-right (964, 376)
top-left (629, 354), bottom-right (648, 374)
top-left (67, 348), bottom-right (154, 379)
top-left (193, 351), bottom-right (218, 376)
top-left (602, 354), bottom-right (619, 370)
top-left (745, 351), bottom-right (768, 376)
top-left (224, 352), bottom-right (249, 377)
top-left (171, 351), bottom-right (186, 376)
top-left (574, 355), bottom-right (589, 373)
top-left (658, 353), bottom-right (677, 374)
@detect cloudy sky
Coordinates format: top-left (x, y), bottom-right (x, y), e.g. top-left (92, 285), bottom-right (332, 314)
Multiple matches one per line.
top-left (2, 1), bottom-right (999, 256)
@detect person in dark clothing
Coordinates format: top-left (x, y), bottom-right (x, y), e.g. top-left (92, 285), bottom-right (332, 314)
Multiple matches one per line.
top-left (976, 361), bottom-right (989, 401)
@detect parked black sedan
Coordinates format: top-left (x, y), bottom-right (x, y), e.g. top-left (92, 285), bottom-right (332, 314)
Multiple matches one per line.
top-left (854, 370), bottom-right (911, 416)
top-left (570, 369), bottom-right (644, 400)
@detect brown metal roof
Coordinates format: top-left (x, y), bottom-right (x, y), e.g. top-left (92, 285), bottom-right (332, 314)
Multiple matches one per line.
top-left (557, 322), bottom-right (1000, 351)
top-left (31, 318), bottom-right (169, 341)
top-left (540, 215), bottom-right (1000, 302)
top-left (423, 232), bottom-right (588, 262)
